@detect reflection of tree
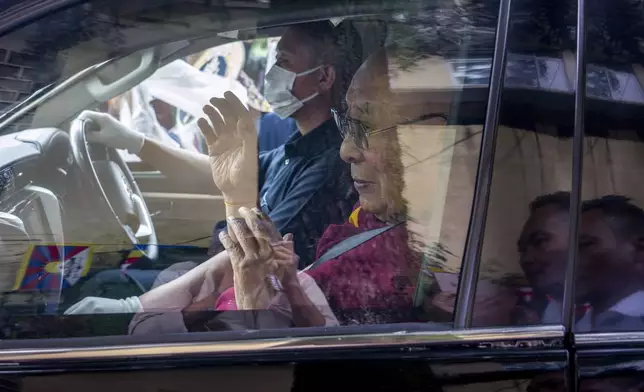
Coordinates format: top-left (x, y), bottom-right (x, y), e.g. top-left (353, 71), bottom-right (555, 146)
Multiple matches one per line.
top-left (387, 0), bottom-right (644, 69)
top-left (479, 259), bottom-right (527, 289)
top-left (22, 3), bottom-right (127, 88)
top-left (585, 0), bottom-right (644, 65)
top-left (421, 241), bottom-right (455, 273)
top-left (386, 1), bottom-right (496, 70)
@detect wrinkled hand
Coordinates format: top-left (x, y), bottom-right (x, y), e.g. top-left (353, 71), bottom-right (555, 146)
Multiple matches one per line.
top-left (76, 110), bottom-right (145, 154)
top-left (197, 92), bottom-right (258, 206)
top-left (272, 233), bottom-right (298, 288)
top-left (219, 207), bottom-right (289, 309)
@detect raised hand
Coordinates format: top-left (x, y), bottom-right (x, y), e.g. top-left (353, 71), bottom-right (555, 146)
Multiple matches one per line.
top-left (197, 91), bottom-right (258, 208)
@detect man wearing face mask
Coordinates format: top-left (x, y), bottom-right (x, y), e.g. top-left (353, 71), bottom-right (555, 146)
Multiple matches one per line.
top-left (77, 21), bottom-right (361, 269)
top-left (204, 21), bottom-right (361, 267)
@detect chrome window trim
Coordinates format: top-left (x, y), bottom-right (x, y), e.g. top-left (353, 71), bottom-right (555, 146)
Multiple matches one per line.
top-left (454, 0), bottom-right (512, 328)
top-left (576, 332), bottom-right (644, 347)
top-left (562, 0), bottom-right (587, 334)
top-left (0, 326), bottom-right (564, 363)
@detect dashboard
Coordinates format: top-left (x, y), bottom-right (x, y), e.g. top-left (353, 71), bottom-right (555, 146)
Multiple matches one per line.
top-left (0, 128), bottom-right (74, 294)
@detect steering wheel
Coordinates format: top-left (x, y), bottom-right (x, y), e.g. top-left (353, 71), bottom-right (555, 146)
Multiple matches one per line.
top-left (69, 117), bottom-right (158, 260)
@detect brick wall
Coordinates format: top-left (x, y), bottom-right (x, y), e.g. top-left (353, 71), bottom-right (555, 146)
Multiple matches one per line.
top-left (0, 47), bottom-right (52, 116)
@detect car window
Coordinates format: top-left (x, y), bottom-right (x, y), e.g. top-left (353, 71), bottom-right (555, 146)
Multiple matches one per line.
top-left (0, 0), bottom-right (584, 347)
top-left (571, 0), bottom-right (644, 334)
top-left (463, 0), bottom-right (579, 329)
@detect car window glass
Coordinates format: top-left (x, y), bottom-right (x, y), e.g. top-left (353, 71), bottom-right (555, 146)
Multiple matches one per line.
top-left (98, 38), bottom-right (278, 162)
top-left (0, 0), bottom-right (574, 342)
top-left (572, 0), bottom-right (644, 334)
top-left (466, 0), bottom-right (578, 328)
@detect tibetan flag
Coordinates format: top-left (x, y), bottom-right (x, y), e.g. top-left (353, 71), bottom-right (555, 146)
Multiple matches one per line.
top-left (13, 245), bottom-right (93, 291)
top-left (121, 248), bottom-right (145, 270)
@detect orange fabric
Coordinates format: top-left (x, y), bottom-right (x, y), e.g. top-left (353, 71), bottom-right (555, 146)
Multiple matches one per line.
top-left (348, 206), bottom-right (362, 227)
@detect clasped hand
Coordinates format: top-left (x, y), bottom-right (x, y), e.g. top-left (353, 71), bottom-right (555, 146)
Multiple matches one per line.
top-left (219, 206), bottom-right (298, 309)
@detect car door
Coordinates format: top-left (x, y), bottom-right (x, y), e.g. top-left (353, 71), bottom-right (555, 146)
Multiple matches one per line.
top-left (0, 0), bottom-right (586, 390)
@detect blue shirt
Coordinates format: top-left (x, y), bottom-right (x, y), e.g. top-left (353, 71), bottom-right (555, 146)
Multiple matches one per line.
top-left (257, 112), bottom-right (297, 152)
top-left (211, 119), bottom-right (357, 268)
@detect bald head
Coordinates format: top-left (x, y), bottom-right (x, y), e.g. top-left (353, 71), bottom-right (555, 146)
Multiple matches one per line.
top-left (346, 44), bottom-right (449, 130)
top-left (340, 42), bottom-right (451, 221)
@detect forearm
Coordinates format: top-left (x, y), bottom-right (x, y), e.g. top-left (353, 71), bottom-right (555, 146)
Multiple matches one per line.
top-left (139, 137), bottom-right (216, 194)
top-left (284, 280), bottom-right (326, 327)
top-left (138, 250), bottom-right (231, 311)
top-left (233, 269), bottom-right (272, 310)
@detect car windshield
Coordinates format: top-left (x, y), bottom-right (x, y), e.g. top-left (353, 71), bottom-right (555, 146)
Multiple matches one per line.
top-left (1, 0), bottom-right (644, 366)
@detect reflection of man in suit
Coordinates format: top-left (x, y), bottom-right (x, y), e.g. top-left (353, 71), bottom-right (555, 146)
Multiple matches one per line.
top-left (516, 192), bottom-right (572, 325)
top-left (426, 192), bottom-right (573, 327)
top-left (517, 193), bottom-right (644, 332)
top-left (575, 195), bottom-right (644, 332)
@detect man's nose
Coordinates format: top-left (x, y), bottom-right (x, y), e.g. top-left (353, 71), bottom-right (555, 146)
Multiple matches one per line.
top-left (520, 251), bottom-right (538, 268)
top-left (340, 136), bottom-right (363, 163)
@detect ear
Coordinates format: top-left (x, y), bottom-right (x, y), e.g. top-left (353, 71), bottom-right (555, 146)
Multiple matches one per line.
top-left (318, 65), bottom-right (336, 92)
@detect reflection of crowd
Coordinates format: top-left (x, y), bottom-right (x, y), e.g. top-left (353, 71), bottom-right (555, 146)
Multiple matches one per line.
top-left (513, 192), bottom-right (644, 332)
top-left (431, 190), bottom-right (644, 331)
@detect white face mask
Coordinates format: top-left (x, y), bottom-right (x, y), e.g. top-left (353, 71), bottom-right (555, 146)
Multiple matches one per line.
top-left (264, 64), bottom-right (322, 119)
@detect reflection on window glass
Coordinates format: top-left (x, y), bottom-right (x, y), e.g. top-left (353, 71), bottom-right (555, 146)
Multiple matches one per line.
top-left (574, 0), bottom-right (644, 333)
top-left (506, 55), bottom-right (572, 92)
top-left (451, 59), bottom-right (492, 86)
top-left (0, 0), bottom-right (503, 339)
top-left (468, 0), bottom-right (577, 328)
top-left (587, 65), bottom-right (615, 100)
top-left (450, 55), bottom-right (572, 92)
top-left (506, 56), bottom-right (540, 89)
top-left (586, 65), bottom-right (644, 103)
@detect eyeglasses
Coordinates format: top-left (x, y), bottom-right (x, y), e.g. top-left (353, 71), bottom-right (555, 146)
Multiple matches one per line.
top-left (331, 109), bottom-right (448, 150)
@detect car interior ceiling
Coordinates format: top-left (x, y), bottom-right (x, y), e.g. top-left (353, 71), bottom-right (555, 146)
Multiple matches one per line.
top-left (0, 15), bottom-right (391, 136)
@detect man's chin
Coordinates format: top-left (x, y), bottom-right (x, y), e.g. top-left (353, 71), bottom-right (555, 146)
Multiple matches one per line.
top-left (359, 196), bottom-right (385, 215)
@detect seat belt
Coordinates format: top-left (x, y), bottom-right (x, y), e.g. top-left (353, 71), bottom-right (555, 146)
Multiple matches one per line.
top-left (304, 223), bottom-right (401, 271)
